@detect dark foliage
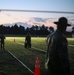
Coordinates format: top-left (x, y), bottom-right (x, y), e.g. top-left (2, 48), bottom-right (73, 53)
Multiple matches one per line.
top-left (0, 24), bottom-right (72, 37)
top-left (0, 24), bottom-right (53, 35)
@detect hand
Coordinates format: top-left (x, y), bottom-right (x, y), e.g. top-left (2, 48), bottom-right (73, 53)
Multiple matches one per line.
top-left (45, 61), bottom-right (48, 69)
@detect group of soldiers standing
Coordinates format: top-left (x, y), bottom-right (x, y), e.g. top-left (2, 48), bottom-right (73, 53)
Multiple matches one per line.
top-left (0, 33), bottom-right (31, 50)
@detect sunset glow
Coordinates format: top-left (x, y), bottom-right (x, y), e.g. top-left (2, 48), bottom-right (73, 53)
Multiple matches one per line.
top-left (0, 0), bottom-right (74, 31)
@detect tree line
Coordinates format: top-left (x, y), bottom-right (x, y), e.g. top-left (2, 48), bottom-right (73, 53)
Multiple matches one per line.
top-left (0, 23), bottom-right (74, 37)
top-left (0, 24), bottom-right (54, 35)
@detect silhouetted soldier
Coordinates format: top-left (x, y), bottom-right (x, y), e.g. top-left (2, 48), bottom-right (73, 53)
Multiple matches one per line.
top-left (45, 17), bottom-right (71, 75)
top-left (25, 33), bottom-right (31, 48)
top-left (0, 34), bottom-right (5, 50)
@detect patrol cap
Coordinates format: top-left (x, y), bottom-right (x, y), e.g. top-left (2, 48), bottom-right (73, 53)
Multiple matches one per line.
top-left (54, 17), bottom-right (71, 26)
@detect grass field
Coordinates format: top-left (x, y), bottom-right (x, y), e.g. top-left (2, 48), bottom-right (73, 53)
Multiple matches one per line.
top-left (0, 37), bottom-right (74, 75)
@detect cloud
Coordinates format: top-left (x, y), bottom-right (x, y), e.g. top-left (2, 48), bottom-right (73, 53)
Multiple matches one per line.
top-left (27, 17), bottom-right (50, 24)
top-left (33, 17), bottom-right (47, 22)
top-left (1, 15), bottom-right (74, 31)
top-left (29, 17), bottom-right (52, 23)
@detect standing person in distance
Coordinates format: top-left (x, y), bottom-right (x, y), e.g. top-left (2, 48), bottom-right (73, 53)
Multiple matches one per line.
top-left (25, 33), bottom-right (31, 48)
top-left (45, 17), bottom-right (71, 75)
top-left (0, 34), bottom-right (6, 50)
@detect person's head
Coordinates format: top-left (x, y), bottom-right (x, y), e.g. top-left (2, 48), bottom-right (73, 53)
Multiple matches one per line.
top-left (54, 17), bottom-right (71, 33)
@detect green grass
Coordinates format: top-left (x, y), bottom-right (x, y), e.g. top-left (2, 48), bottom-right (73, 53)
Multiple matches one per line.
top-left (0, 50), bottom-right (32, 75)
top-left (5, 37), bottom-right (46, 75)
top-left (3, 37), bottom-right (74, 75)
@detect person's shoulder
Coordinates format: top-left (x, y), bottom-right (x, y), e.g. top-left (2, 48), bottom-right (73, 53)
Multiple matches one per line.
top-left (50, 31), bottom-right (56, 38)
top-left (51, 31), bottom-right (61, 41)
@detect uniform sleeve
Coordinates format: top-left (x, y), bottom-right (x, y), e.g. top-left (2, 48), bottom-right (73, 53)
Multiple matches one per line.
top-left (46, 35), bottom-right (50, 45)
top-left (46, 35), bottom-right (51, 61)
top-left (46, 34), bottom-right (56, 61)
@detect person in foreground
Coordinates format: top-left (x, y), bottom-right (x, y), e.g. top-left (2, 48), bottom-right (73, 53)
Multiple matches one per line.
top-left (45, 17), bottom-right (71, 75)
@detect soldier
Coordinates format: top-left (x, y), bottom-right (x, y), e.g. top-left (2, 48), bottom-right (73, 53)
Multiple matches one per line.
top-left (45, 17), bottom-right (71, 75)
top-left (0, 34), bottom-right (5, 50)
top-left (25, 33), bottom-right (31, 48)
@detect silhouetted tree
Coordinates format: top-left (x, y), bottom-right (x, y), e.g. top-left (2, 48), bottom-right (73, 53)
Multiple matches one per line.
top-left (19, 25), bottom-right (25, 34)
top-left (49, 26), bottom-right (54, 33)
top-left (1, 24), bottom-right (71, 37)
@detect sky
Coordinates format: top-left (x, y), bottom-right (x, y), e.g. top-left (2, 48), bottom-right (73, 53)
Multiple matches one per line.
top-left (0, 0), bottom-right (74, 30)
top-left (0, 0), bottom-right (74, 12)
